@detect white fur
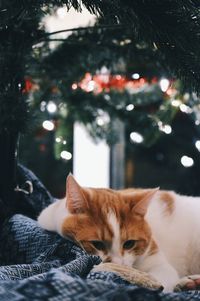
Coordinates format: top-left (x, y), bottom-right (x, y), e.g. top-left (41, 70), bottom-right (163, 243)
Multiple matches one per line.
top-left (107, 211), bottom-right (121, 262)
top-left (146, 193), bottom-right (200, 277)
top-left (37, 198), bottom-right (69, 235)
top-left (107, 211), bottom-right (136, 266)
top-left (140, 192), bottom-right (200, 291)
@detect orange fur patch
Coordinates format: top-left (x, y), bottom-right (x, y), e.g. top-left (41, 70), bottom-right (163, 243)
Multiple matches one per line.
top-left (62, 186), bottom-right (157, 258)
top-left (159, 191), bottom-right (175, 215)
top-left (148, 239), bottom-right (159, 256)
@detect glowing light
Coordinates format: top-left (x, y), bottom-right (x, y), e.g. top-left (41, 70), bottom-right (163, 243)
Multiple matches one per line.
top-left (130, 132), bottom-right (144, 144)
top-left (47, 101), bottom-right (57, 113)
top-left (104, 94), bottom-right (110, 101)
top-left (42, 120), bottom-right (54, 131)
top-left (171, 99), bottom-right (181, 107)
top-left (96, 117), bottom-right (104, 126)
top-left (195, 120), bottom-right (200, 125)
top-left (60, 151), bottom-right (72, 160)
top-left (180, 104), bottom-right (192, 114)
top-left (126, 104), bottom-right (135, 111)
top-left (72, 83), bottom-right (78, 90)
top-left (96, 111), bottom-right (110, 126)
top-left (87, 80), bottom-right (95, 92)
top-left (40, 101), bottom-right (46, 112)
top-left (183, 93), bottom-right (190, 101)
top-left (57, 7), bottom-right (67, 18)
top-left (160, 79), bottom-right (170, 92)
top-left (63, 140), bottom-right (67, 145)
top-left (158, 122), bottom-right (172, 134)
top-left (195, 140), bottom-right (200, 152)
top-left (162, 125), bottom-right (172, 134)
top-left (180, 155), bottom-right (194, 168)
top-left (132, 73), bottom-right (140, 80)
top-left (56, 137), bottom-right (61, 143)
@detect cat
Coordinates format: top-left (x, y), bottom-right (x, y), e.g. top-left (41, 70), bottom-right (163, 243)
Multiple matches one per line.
top-left (38, 174), bottom-right (200, 292)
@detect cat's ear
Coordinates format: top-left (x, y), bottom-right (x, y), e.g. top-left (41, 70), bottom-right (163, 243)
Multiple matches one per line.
top-left (133, 188), bottom-right (159, 217)
top-left (66, 173), bottom-right (88, 214)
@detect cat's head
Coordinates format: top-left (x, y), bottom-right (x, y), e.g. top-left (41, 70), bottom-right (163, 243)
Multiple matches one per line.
top-left (62, 174), bottom-right (158, 266)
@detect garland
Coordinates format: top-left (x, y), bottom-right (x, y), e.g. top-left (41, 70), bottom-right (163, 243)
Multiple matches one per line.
top-left (0, 0), bottom-right (200, 133)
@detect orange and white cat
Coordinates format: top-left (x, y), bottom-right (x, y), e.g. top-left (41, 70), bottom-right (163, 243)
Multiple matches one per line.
top-left (38, 174), bottom-right (200, 292)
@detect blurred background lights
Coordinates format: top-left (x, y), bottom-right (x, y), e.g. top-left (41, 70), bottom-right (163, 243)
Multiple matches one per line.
top-left (163, 125), bottom-right (172, 134)
top-left (96, 111), bottom-right (110, 126)
top-left (181, 155), bottom-right (194, 167)
top-left (60, 150), bottom-right (72, 160)
top-left (130, 132), bottom-right (144, 143)
top-left (47, 101), bottom-right (57, 113)
top-left (180, 104), bottom-right (193, 114)
top-left (158, 121), bottom-right (172, 134)
top-left (195, 140), bottom-right (200, 152)
top-left (56, 137), bottom-right (61, 143)
top-left (87, 80), bottom-right (95, 92)
top-left (72, 83), bottom-right (78, 90)
top-left (159, 78), bottom-right (170, 92)
top-left (96, 117), bottom-right (104, 126)
top-left (132, 73), bottom-right (140, 79)
top-left (42, 120), bottom-right (54, 131)
top-left (171, 99), bottom-right (181, 107)
top-left (40, 101), bottom-right (46, 112)
top-left (126, 104), bottom-right (134, 111)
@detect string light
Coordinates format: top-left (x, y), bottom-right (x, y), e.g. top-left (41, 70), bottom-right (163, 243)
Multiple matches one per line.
top-left (130, 132), bottom-right (144, 143)
top-left (180, 155), bottom-right (194, 167)
top-left (40, 101), bottom-right (46, 112)
top-left (126, 104), bottom-right (134, 111)
top-left (42, 120), bottom-right (54, 131)
top-left (158, 121), bottom-right (172, 134)
top-left (180, 104), bottom-right (192, 114)
top-left (195, 140), bottom-right (200, 152)
top-left (56, 137), bottom-right (61, 143)
top-left (72, 83), bottom-right (78, 90)
top-left (87, 80), bottom-right (95, 92)
top-left (96, 117), bottom-right (104, 126)
top-left (96, 111), bottom-right (110, 126)
top-left (60, 151), bottom-right (72, 160)
top-left (160, 79), bottom-right (170, 92)
top-left (171, 99), bottom-right (181, 107)
top-left (132, 73), bottom-right (140, 79)
top-left (47, 101), bottom-right (57, 113)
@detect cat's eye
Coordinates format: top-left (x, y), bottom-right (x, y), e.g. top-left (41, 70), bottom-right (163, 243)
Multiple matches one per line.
top-left (123, 240), bottom-right (136, 250)
top-left (90, 240), bottom-right (106, 251)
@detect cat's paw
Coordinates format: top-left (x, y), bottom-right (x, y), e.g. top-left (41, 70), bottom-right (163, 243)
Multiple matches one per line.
top-left (92, 263), bottom-right (163, 291)
top-left (174, 275), bottom-right (200, 292)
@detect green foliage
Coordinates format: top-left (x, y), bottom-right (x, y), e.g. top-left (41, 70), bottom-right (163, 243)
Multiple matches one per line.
top-left (28, 25), bottom-right (189, 146)
top-left (1, 0), bottom-right (200, 134)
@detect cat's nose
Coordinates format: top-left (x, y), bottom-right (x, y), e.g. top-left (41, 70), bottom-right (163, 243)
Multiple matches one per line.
top-left (111, 257), bottom-right (123, 265)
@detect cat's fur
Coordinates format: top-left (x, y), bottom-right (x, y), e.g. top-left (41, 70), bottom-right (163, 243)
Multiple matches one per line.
top-left (38, 174), bottom-right (200, 292)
